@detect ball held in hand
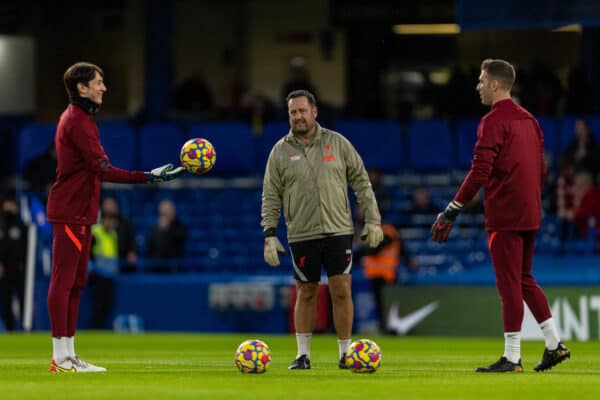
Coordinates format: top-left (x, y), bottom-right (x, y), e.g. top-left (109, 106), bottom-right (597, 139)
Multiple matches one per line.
top-left (180, 138), bottom-right (216, 174)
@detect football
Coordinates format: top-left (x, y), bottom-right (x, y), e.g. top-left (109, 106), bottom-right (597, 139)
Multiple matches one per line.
top-left (344, 338), bottom-right (382, 373)
top-left (234, 339), bottom-right (272, 373)
top-left (179, 138), bottom-right (216, 174)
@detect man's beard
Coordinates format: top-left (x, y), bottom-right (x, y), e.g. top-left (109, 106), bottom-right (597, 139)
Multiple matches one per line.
top-left (292, 120), bottom-right (312, 135)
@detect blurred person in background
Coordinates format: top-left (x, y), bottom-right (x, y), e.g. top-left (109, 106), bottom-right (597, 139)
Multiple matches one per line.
top-left (245, 93), bottom-right (279, 136)
top-left (23, 142), bottom-right (57, 198)
top-left (564, 171), bottom-right (600, 246)
top-left (281, 57), bottom-right (317, 102)
top-left (46, 62), bottom-right (184, 373)
top-left (173, 71), bottom-right (215, 118)
top-left (555, 158), bottom-right (577, 241)
top-left (562, 119), bottom-right (600, 178)
top-left (431, 59), bottom-right (569, 373)
top-left (261, 90), bottom-right (383, 370)
top-left (101, 197), bottom-right (137, 273)
top-left (354, 220), bottom-right (417, 333)
top-left (0, 196), bottom-right (27, 331)
top-left (146, 199), bottom-right (187, 273)
top-left (410, 186), bottom-right (438, 215)
top-left (88, 211), bottom-right (119, 329)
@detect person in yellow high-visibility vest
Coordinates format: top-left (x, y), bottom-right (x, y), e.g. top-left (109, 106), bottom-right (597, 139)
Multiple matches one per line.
top-left (88, 211), bottom-right (119, 329)
top-left (358, 223), bottom-right (417, 331)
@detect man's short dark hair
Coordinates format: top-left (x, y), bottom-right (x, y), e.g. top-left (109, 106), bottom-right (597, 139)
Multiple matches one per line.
top-left (481, 59), bottom-right (516, 90)
top-left (63, 62), bottom-right (104, 98)
top-left (286, 90), bottom-right (317, 106)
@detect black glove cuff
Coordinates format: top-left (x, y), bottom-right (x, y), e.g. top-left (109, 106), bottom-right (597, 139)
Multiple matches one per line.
top-left (443, 200), bottom-right (463, 220)
top-left (263, 228), bottom-right (277, 238)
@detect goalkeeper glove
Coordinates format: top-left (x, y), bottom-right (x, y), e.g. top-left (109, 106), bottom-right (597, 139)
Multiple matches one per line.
top-left (431, 200), bottom-right (463, 243)
top-left (263, 228), bottom-right (286, 267)
top-left (360, 223), bottom-right (384, 248)
top-left (145, 163), bottom-right (185, 183)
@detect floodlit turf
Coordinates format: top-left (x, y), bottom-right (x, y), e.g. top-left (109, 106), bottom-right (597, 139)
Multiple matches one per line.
top-left (1, 333), bottom-right (599, 399)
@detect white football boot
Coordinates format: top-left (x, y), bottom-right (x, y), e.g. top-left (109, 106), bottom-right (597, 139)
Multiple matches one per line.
top-left (71, 356), bottom-right (107, 373)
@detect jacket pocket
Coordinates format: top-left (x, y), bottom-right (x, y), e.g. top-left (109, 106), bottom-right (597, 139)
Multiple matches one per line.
top-left (287, 194), bottom-right (293, 223)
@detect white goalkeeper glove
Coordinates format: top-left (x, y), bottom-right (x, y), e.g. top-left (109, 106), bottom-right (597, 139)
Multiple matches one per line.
top-left (360, 223), bottom-right (384, 248)
top-left (145, 163), bottom-right (185, 183)
top-left (264, 236), bottom-right (286, 267)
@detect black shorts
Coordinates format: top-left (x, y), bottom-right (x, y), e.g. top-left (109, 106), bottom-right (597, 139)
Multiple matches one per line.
top-left (288, 235), bottom-right (353, 282)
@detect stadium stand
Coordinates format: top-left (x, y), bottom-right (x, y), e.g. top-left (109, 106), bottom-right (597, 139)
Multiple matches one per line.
top-left (188, 122), bottom-right (255, 175)
top-left (407, 119), bottom-right (453, 171)
top-left (333, 120), bottom-right (403, 172)
top-left (97, 121), bottom-right (137, 170)
top-left (16, 116), bottom-right (600, 280)
top-left (138, 123), bottom-right (185, 171)
top-left (257, 121), bottom-right (290, 167)
top-left (455, 118), bottom-right (478, 169)
top-left (17, 123), bottom-right (56, 172)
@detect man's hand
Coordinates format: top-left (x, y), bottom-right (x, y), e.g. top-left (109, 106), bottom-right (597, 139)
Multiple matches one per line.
top-left (264, 236), bottom-right (286, 267)
top-left (431, 200), bottom-right (463, 243)
top-left (360, 223), bottom-right (384, 248)
top-left (146, 163), bottom-right (185, 183)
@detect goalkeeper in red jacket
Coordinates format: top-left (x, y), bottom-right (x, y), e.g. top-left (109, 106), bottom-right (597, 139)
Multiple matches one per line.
top-left (431, 59), bottom-right (570, 373)
top-left (46, 62), bottom-right (184, 373)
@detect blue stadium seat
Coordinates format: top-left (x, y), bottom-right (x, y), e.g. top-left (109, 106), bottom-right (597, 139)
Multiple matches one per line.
top-left (139, 123), bottom-right (184, 171)
top-left (407, 119), bottom-right (452, 171)
top-left (537, 117), bottom-right (558, 162)
top-left (258, 121), bottom-right (289, 167)
top-left (18, 124), bottom-right (56, 172)
top-left (188, 122), bottom-right (255, 174)
top-left (455, 118), bottom-right (479, 169)
top-left (334, 120), bottom-right (402, 172)
top-left (97, 121), bottom-right (136, 170)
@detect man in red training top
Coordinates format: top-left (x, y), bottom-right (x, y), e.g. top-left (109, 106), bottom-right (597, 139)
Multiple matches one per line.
top-left (431, 59), bottom-right (570, 373)
top-left (47, 62), bottom-right (184, 373)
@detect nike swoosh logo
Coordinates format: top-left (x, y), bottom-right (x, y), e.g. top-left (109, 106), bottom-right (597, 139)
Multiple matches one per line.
top-left (386, 301), bottom-right (439, 334)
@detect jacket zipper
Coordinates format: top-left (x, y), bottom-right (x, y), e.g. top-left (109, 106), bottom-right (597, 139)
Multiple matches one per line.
top-left (287, 193), bottom-right (292, 223)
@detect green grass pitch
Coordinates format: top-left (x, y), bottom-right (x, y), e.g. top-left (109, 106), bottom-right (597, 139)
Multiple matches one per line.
top-left (1, 333), bottom-right (599, 399)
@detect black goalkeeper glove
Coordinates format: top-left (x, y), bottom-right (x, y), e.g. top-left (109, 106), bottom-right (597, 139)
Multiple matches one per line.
top-left (431, 200), bottom-right (463, 243)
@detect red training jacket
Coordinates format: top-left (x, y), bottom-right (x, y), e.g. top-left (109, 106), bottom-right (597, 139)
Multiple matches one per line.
top-left (455, 98), bottom-right (546, 231)
top-left (47, 104), bottom-right (147, 225)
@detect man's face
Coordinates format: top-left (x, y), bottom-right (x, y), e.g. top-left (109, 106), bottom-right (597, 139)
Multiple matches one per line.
top-left (476, 70), bottom-right (494, 106)
top-left (575, 119), bottom-right (590, 140)
top-left (159, 200), bottom-right (176, 221)
top-left (101, 214), bottom-right (117, 230)
top-left (288, 96), bottom-right (317, 135)
top-left (79, 71), bottom-right (107, 104)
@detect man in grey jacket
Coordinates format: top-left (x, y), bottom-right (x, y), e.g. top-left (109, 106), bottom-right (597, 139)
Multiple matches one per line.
top-left (261, 90), bottom-right (383, 370)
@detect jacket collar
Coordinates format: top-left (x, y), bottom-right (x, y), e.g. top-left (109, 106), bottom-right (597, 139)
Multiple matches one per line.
top-left (491, 98), bottom-right (514, 111)
top-left (70, 96), bottom-right (101, 115)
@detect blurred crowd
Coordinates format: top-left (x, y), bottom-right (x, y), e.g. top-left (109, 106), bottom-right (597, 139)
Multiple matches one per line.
top-left (549, 118), bottom-right (600, 244)
top-left (167, 60), bottom-right (594, 127)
